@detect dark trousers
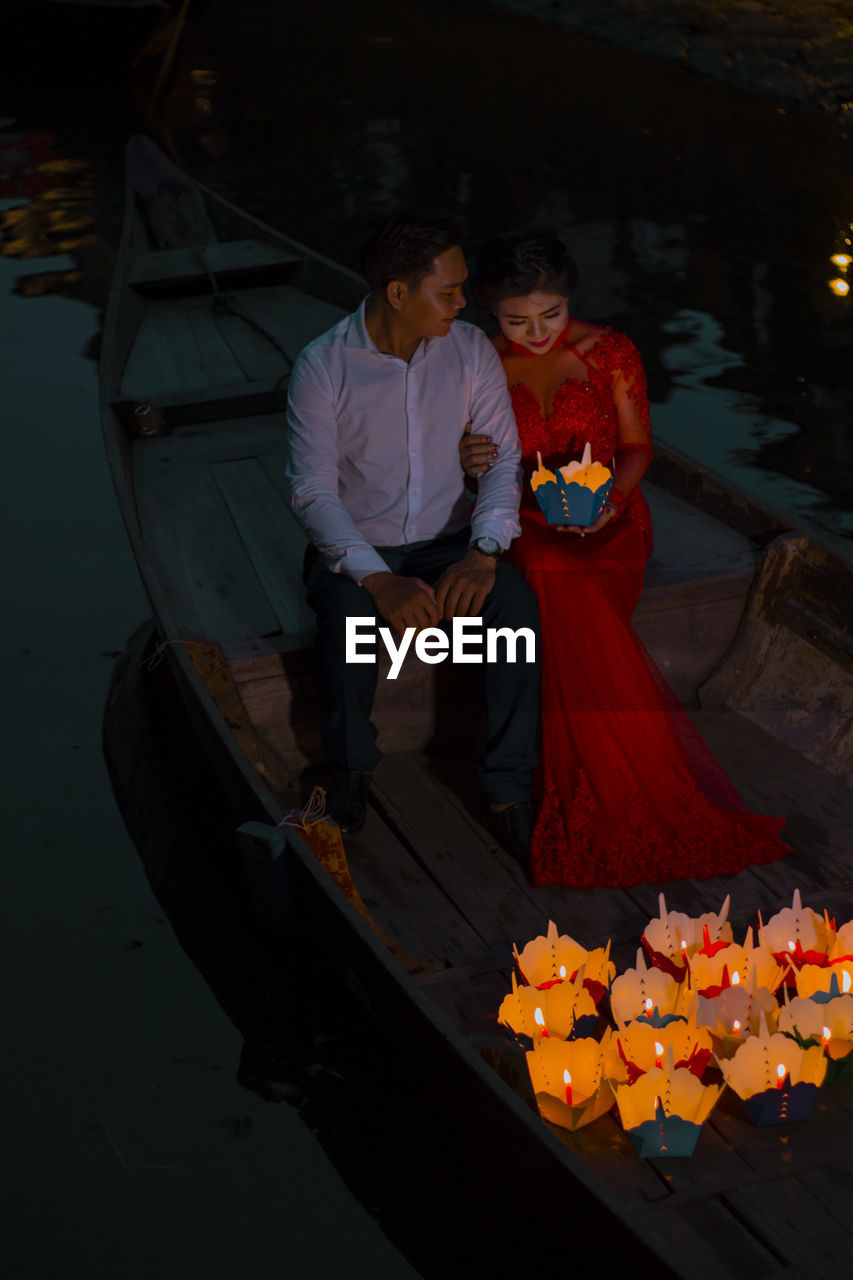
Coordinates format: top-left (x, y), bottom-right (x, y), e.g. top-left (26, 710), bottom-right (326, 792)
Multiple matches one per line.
top-left (303, 529), bottom-right (540, 804)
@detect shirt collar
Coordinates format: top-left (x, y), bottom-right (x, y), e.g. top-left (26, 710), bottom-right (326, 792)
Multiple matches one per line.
top-left (345, 298), bottom-right (435, 365)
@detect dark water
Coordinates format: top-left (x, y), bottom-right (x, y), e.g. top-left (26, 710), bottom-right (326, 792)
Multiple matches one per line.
top-left (4, 0), bottom-right (852, 548)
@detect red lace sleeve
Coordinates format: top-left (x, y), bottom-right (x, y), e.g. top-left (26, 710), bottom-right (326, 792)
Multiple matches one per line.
top-left (590, 331), bottom-right (653, 507)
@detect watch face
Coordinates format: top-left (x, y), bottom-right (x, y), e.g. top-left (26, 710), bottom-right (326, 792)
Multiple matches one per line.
top-left (475, 537), bottom-right (500, 555)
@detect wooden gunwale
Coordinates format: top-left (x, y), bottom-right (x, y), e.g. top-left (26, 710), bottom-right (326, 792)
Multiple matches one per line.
top-left (101, 136), bottom-right (853, 1280)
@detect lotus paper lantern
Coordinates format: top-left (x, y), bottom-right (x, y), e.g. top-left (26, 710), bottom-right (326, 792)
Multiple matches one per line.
top-left (828, 920), bottom-right (853, 963)
top-left (498, 971), bottom-right (597, 1044)
top-left (697, 979), bottom-right (780, 1059)
top-left (530, 442), bottom-right (613, 526)
top-left (688, 927), bottom-right (786, 998)
top-left (642, 893), bottom-right (733, 980)
top-left (603, 1008), bottom-right (712, 1085)
top-left (525, 1036), bottom-right (615, 1131)
top-left (513, 920), bottom-right (588, 990)
top-left (610, 949), bottom-right (695, 1026)
top-left (612, 1047), bottom-right (722, 1158)
top-left (777, 993), bottom-right (853, 1081)
top-left (717, 1019), bottom-right (827, 1124)
top-left (757, 890), bottom-right (836, 972)
top-left (795, 963), bottom-right (853, 1002)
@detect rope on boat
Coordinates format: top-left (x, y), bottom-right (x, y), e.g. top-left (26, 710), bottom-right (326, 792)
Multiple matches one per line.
top-left (140, 623), bottom-right (218, 671)
top-left (278, 786), bottom-right (329, 830)
top-left (194, 241), bottom-right (295, 398)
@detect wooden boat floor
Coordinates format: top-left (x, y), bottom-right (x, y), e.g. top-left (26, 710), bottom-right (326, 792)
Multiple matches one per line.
top-left (341, 742), bottom-right (853, 1277)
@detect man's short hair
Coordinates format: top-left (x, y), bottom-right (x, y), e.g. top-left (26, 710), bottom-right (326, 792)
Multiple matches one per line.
top-left (360, 210), bottom-right (465, 294)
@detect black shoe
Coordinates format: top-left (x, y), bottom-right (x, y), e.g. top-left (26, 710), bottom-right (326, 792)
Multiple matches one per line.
top-left (494, 801), bottom-right (534, 875)
top-left (325, 769), bottom-right (370, 834)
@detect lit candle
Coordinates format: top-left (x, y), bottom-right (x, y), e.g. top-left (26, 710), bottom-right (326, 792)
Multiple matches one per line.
top-left (732, 1020), bottom-right (741, 1033)
top-left (731, 971), bottom-right (740, 985)
top-left (844, 972), bottom-right (851, 994)
top-left (823, 1026), bottom-right (831, 1049)
top-left (563, 1068), bottom-right (573, 1106)
top-left (654, 1041), bottom-right (664, 1069)
top-left (559, 965), bottom-right (566, 979)
top-left (776, 1063), bottom-right (787, 1090)
top-left (534, 1006), bottom-right (549, 1038)
top-left (644, 997), bottom-right (654, 1012)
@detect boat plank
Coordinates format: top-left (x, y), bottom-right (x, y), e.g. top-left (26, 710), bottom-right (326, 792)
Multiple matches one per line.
top-left (210, 458), bottom-right (313, 639)
top-left (708, 1087), bottom-right (853, 1181)
top-left (370, 754), bottom-right (558, 955)
top-left (729, 1177), bottom-right (853, 1270)
top-left (133, 457), bottom-right (281, 644)
top-left (212, 306), bottom-right (289, 382)
top-left (128, 239), bottom-right (300, 293)
top-left (426, 968), bottom-right (517, 1041)
top-left (186, 305), bottom-right (246, 387)
top-left (232, 284), bottom-right (348, 359)
top-left (798, 1163), bottom-right (853, 1231)
top-left (344, 809), bottom-right (489, 969)
top-left (132, 414), bottom-right (284, 463)
top-left (660, 1197), bottom-right (797, 1278)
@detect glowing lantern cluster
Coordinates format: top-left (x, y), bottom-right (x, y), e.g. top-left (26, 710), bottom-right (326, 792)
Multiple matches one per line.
top-left (498, 891), bottom-right (853, 1159)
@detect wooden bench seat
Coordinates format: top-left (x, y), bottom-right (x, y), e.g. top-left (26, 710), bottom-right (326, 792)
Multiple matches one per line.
top-left (128, 238), bottom-right (301, 295)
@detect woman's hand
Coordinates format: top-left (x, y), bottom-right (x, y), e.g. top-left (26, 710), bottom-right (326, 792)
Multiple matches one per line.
top-left (459, 420), bottom-right (498, 477)
top-left (556, 503), bottom-right (619, 536)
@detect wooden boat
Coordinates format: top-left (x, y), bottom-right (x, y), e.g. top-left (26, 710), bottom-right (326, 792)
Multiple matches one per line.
top-left (101, 135), bottom-right (853, 1278)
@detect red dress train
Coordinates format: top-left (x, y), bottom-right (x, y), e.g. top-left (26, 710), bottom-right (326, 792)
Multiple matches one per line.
top-left (501, 328), bottom-right (789, 888)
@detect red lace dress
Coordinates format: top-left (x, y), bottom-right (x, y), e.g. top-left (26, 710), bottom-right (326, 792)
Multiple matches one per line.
top-left (500, 326), bottom-right (789, 888)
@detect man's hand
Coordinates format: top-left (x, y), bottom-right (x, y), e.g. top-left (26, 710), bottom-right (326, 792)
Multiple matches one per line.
top-left (362, 572), bottom-right (439, 636)
top-left (435, 549), bottom-right (497, 619)
top-left (459, 420), bottom-right (498, 477)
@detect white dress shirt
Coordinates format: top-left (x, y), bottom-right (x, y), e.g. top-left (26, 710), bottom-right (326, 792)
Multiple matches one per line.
top-left (285, 300), bottom-right (522, 583)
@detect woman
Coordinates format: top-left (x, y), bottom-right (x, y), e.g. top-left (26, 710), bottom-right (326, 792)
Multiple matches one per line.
top-left (464, 228), bottom-right (788, 888)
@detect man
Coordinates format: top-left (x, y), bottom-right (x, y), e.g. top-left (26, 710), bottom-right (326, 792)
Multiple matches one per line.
top-left (285, 211), bottom-right (539, 866)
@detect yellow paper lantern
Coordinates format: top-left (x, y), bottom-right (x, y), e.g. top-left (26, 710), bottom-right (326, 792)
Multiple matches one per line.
top-left (795, 963), bottom-right (853, 1000)
top-left (604, 1006), bottom-right (712, 1085)
top-left (688, 927), bottom-right (786, 997)
top-left (610, 948), bottom-right (695, 1025)
top-left (525, 1036), bottom-right (615, 1131)
top-left (758, 889), bottom-right (837, 967)
top-left (778, 994), bottom-right (853, 1061)
top-left (697, 979), bottom-right (780, 1059)
top-left (612, 1047), bottom-right (722, 1157)
top-left (513, 919), bottom-right (588, 989)
top-left (717, 1019), bottom-right (827, 1123)
top-left (642, 893), bottom-right (733, 977)
top-left (498, 971), bottom-right (596, 1042)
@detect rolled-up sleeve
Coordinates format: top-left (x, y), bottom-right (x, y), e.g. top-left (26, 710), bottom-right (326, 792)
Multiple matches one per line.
top-left (468, 336), bottom-right (522, 549)
top-left (285, 352), bottom-right (390, 581)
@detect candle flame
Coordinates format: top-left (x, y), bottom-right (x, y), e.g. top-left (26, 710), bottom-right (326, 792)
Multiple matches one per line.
top-left (559, 965), bottom-right (566, 978)
top-left (831, 253), bottom-right (851, 269)
top-left (829, 278), bottom-right (850, 296)
top-left (823, 1026), bottom-right (831, 1042)
top-left (680, 940), bottom-right (687, 950)
top-left (534, 1006), bottom-right (545, 1027)
top-left (644, 996), bottom-right (654, 1011)
top-left (654, 1041), bottom-right (664, 1057)
top-left (788, 940), bottom-right (796, 952)
top-left (731, 970), bottom-right (740, 985)
top-left (776, 1063), bottom-right (786, 1080)
top-left (563, 1069), bottom-right (572, 1085)
top-left (733, 1020), bottom-right (741, 1032)
top-left (844, 972), bottom-right (851, 993)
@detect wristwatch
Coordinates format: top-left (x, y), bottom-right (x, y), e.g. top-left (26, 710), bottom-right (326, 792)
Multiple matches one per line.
top-left (470, 536), bottom-right (501, 558)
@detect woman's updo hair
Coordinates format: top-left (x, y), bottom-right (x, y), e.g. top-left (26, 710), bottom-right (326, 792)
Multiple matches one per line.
top-left (472, 228), bottom-right (578, 313)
